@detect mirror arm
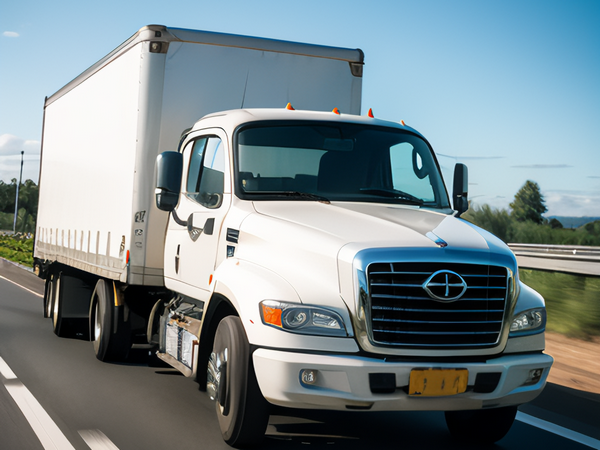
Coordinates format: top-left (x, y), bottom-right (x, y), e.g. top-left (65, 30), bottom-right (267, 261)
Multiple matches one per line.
top-left (171, 209), bottom-right (188, 227)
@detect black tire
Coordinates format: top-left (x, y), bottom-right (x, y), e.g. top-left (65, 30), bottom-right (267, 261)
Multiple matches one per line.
top-left (90, 279), bottom-right (131, 362)
top-left (445, 405), bottom-right (518, 444)
top-left (207, 316), bottom-right (269, 447)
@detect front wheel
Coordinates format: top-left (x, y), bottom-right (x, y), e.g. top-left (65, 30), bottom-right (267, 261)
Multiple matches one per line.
top-left (445, 405), bottom-right (518, 444)
top-left (207, 316), bottom-right (270, 447)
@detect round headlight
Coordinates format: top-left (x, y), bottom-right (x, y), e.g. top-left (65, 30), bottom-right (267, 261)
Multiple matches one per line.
top-left (282, 308), bottom-right (309, 329)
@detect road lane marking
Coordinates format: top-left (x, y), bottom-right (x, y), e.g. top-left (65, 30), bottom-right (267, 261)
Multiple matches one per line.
top-left (0, 356), bottom-right (76, 450)
top-left (0, 356), bottom-right (121, 450)
top-left (79, 429), bottom-right (120, 450)
top-left (517, 411), bottom-right (600, 449)
top-left (0, 355), bottom-right (17, 379)
top-left (0, 273), bottom-right (43, 298)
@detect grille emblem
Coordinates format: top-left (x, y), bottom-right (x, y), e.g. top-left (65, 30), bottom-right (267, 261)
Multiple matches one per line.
top-left (423, 270), bottom-right (467, 302)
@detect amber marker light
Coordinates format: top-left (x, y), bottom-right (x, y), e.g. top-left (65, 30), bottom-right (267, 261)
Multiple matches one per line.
top-left (286, 102), bottom-right (295, 110)
top-left (401, 120), bottom-right (406, 126)
top-left (261, 304), bottom-right (283, 328)
top-left (332, 107), bottom-right (341, 115)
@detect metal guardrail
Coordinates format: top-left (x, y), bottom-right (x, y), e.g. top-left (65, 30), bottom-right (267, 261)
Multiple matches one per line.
top-left (508, 244), bottom-right (600, 276)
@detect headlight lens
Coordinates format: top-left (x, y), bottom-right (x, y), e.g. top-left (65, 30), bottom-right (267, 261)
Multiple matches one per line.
top-left (260, 300), bottom-right (347, 337)
top-left (510, 308), bottom-right (546, 335)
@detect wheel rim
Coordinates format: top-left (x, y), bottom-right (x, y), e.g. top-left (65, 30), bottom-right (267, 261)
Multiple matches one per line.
top-left (45, 276), bottom-right (54, 317)
top-left (207, 348), bottom-right (228, 412)
top-left (52, 277), bottom-right (60, 328)
top-left (94, 300), bottom-right (101, 341)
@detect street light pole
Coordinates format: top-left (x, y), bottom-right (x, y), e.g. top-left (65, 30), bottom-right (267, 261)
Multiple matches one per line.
top-left (13, 150), bottom-right (24, 233)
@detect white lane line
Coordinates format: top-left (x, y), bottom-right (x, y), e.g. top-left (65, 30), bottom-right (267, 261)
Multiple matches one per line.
top-left (1, 356), bottom-right (121, 450)
top-left (0, 356), bottom-right (76, 450)
top-left (79, 429), bottom-right (120, 450)
top-left (0, 274), bottom-right (43, 298)
top-left (0, 355), bottom-right (17, 379)
top-left (517, 411), bottom-right (600, 449)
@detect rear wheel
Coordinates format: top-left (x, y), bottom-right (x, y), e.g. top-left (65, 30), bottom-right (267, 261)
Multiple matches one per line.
top-left (445, 405), bottom-right (518, 444)
top-left (207, 316), bottom-right (269, 447)
top-left (90, 279), bottom-right (131, 362)
top-left (51, 273), bottom-right (67, 336)
top-left (43, 273), bottom-right (56, 318)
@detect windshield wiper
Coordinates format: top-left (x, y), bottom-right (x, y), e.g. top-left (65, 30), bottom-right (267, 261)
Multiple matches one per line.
top-left (359, 188), bottom-right (424, 205)
top-left (251, 191), bottom-right (331, 203)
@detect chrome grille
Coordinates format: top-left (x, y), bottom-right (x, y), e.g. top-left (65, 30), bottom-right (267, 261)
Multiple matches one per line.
top-left (367, 262), bottom-right (508, 348)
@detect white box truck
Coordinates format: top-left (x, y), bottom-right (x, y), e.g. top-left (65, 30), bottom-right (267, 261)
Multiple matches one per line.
top-left (35, 25), bottom-right (552, 448)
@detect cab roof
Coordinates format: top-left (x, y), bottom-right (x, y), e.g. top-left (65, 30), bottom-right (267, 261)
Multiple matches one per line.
top-left (189, 108), bottom-right (422, 138)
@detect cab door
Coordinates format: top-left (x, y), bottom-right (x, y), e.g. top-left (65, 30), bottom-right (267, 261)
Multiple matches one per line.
top-left (163, 129), bottom-right (230, 300)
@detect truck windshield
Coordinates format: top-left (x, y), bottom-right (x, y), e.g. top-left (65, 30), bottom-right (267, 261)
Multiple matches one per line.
top-left (235, 122), bottom-right (450, 208)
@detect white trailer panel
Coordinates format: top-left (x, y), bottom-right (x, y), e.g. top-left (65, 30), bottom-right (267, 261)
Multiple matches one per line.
top-left (36, 43), bottom-right (143, 281)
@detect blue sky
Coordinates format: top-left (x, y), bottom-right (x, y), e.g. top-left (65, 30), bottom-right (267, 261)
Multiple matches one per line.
top-left (1, 0), bottom-right (599, 217)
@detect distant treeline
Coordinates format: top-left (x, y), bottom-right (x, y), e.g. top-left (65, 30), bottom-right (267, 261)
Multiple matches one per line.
top-left (0, 179), bottom-right (38, 233)
top-left (463, 204), bottom-right (600, 245)
top-left (462, 180), bottom-right (600, 246)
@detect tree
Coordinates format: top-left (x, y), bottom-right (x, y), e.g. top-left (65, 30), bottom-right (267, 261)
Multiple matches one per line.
top-left (510, 180), bottom-right (547, 224)
top-left (15, 179), bottom-right (39, 232)
top-left (0, 179), bottom-right (17, 213)
top-left (549, 218), bottom-right (563, 229)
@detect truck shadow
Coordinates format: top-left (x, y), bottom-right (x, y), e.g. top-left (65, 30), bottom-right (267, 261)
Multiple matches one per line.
top-left (262, 408), bottom-right (487, 449)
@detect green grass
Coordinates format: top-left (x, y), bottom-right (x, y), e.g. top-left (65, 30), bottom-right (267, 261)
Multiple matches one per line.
top-left (0, 233), bottom-right (34, 267)
top-left (519, 269), bottom-right (600, 339)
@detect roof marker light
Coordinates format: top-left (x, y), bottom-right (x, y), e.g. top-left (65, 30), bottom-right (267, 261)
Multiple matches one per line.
top-left (368, 108), bottom-right (374, 118)
top-left (285, 103), bottom-right (295, 110)
top-left (401, 120), bottom-right (406, 126)
top-left (332, 107), bottom-right (341, 115)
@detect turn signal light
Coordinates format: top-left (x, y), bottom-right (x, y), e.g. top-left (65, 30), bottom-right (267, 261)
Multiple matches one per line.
top-left (261, 304), bottom-right (283, 328)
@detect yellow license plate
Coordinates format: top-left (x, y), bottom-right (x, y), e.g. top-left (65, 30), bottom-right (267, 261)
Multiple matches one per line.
top-left (409, 368), bottom-right (468, 397)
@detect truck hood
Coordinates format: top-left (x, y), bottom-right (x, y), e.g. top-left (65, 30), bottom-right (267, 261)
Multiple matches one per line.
top-left (236, 201), bottom-right (514, 320)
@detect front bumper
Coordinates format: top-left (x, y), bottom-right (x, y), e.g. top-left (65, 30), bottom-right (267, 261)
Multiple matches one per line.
top-left (253, 349), bottom-right (553, 411)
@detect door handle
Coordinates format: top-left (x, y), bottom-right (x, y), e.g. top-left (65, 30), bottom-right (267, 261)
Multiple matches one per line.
top-left (188, 217), bottom-right (215, 241)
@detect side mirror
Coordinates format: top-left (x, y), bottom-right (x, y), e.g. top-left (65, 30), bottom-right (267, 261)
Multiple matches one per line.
top-left (453, 163), bottom-right (469, 217)
top-left (155, 151), bottom-right (183, 212)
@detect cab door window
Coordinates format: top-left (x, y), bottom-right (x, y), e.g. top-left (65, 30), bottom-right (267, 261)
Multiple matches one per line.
top-left (186, 136), bottom-right (225, 209)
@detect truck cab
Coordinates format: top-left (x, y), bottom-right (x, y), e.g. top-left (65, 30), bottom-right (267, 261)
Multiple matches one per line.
top-left (154, 107), bottom-right (552, 447)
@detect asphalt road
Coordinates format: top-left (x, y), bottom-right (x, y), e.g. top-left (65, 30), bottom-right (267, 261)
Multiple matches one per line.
top-left (1, 258), bottom-right (599, 450)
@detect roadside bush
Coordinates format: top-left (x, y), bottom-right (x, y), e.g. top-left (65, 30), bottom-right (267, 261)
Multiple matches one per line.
top-left (463, 204), bottom-right (600, 245)
top-left (0, 233), bottom-right (34, 267)
top-left (520, 269), bottom-right (600, 339)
